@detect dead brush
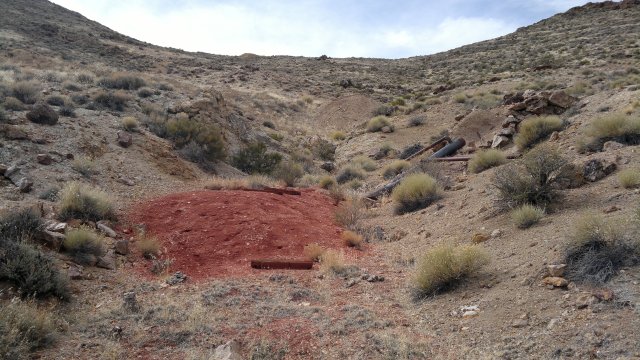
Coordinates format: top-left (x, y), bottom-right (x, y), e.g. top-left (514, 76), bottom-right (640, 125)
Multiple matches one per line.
top-left (341, 230), bottom-right (364, 249)
top-left (334, 197), bottom-right (364, 229)
top-left (303, 243), bottom-right (326, 262)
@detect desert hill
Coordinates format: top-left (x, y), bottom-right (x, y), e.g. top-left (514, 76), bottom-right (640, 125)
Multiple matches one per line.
top-left (1, 0), bottom-right (640, 359)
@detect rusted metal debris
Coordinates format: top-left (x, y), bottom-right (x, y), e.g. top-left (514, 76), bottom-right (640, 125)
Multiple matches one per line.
top-left (404, 136), bottom-right (450, 161)
top-left (250, 259), bottom-right (314, 270)
top-left (435, 154), bottom-right (519, 162)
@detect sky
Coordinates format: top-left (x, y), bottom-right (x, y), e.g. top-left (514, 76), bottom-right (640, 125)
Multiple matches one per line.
top-left (49, 0), bottom-right (600, 59)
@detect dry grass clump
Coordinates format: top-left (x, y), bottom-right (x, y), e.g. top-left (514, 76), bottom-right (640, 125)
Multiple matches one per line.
top-left (468, 149), bottom-right (507, 174)
top-left (565, 214), bottom-right (640, 284)
top-left (331, 131), bottom-right (346, 141)
top-left (0, 300), bottom-right (58, 358)
top-left (320, 249), bottom-right (347, 274)
top-left (232, 142), bottom-right (282, 174)
top-left (392, 173), bottom-right (441, 214)
top-left (318, 175), bottom-right (336, 189)
top-left (98, 73), bottom-right (146, 90)
top-left (136, 235), bottom-right (161, 259)
top-left (204, 175), bottom-right (279, 190)
top-left (11, 81), bottom-right (40, 104)
top-left (493, 144), bottom-right (569, 209)
top-left (341, 230), bottom-right (364, 249)
top-left (581, 113), bottom-right (640, 151)
top-left (71, 157), bottom-right (97, 177)
top-left (514, 115), bottom-right (564, 149)
top-left (352, 156), bottom-right (377, 172)
top-left (414, 244), bottom-right (489, 297)
top-left (121, 116), bottom-right (139, 132)
top-left (618, 168), bottom-right (640, 189)
top-left (408, 115), bottom-right (425, 127)
top-left (92, 90), bottom-right (129, 111)
top-left (336, 165), bottom-right (365, 184)
top-left (63, 227), bottom-right (105, 265)
top-left (4, 96), bottom-right (25, 111)
top-left (303, 243), bottom-right (326, 262)
top-left (367, 116), bottom-right (393, 133)
top-left (335, 197), bottom-right (364, 229)
top-left (382, 160), bottom-right (410, 179)
top-left (272, 161), bottom-right (304, 186)
top-left (58, 182), bottom-right (115, 222)
top-left (511, 204), bottom-right (544, 229)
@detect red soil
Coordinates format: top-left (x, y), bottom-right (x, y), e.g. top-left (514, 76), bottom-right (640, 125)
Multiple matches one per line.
top-left (128, 189), bottom-right (345, 280)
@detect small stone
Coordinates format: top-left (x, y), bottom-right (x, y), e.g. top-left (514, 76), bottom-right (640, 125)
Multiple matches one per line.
top-left (117, 177), bottom-right (135, 186)
top-left (166, 271), bottom-right (188, 285)
top-left (96, 250), bottom-right (116, 270)
top-left (547, 264), bottom-right (566, 277)
top-left (122, 291), bottom-right (140, 312)
top-left (592, 288), bottom-right (614, 302)
top-left (491, 229), bottom-right (502, 238)
top-left (37, 153), bottom-right (54, 165)
top-left (117, 131), bottom-right (133, 148)
top-left (45, 221), bottom-right (67, 233)
top-left (491, 134), bottom-right (510, 148)
top-left (0, 164), bottom-right (7, 176)
top-left (381, 126), bottom-right (392, 133)
top-left (455, 113), bottom-right (465, 121)
top-left (472, 233), bottom-right (490, 243)
top-left (462, 310), bottom-right (478, 318)
top-left (17, 178), bottom-right (33, 193)
top-left (97, 221), bottom-right (117, 238)
top-left (547, 318), bottom-right (560, 330)
top-left (603, 205), bottom-right (620, 214)
top-left (576, 294), bottom-right (597, 309)
top-left (214, 340), bottom-right (242, 360)
top-left (114, 240), bottom-right (129, 255)
top-left (543, 277), bottom-right (568, 288)
top-left (603, 141), bottom-right (625, 151)
top-left (512, 318), bottom-right (529, 328)
top-left (68, 266), bottom-right (84, 280)
top-left (346, 279), bottom-right (359, 288)
top-left (549, 131), bottom-right (560, 141)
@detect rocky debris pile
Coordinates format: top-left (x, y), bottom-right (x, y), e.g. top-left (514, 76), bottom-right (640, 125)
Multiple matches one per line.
top-left (542, 264), bottom-right (569, 289)
top-left (1, 164), bottom-right (33, 193)
top-left (503, 90), bottom-right (577, 116)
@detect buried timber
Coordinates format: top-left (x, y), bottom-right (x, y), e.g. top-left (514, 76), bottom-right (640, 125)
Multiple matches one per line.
top-left (128, 189), bottom-right (347, 279)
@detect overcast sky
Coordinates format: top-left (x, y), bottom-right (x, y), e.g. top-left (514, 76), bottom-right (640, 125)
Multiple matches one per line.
top-left (50, 0), bottom-right (599, 58)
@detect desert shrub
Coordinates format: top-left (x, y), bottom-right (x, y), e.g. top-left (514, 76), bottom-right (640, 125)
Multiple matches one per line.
top-left (336, 166), bottom-right (365, 184)
top-left (45, 95), bottom-right (65, 106)
top-left (342, 230), bottom-right (363, 249)
top-left (273, 161), bottom-right (304, 186)
top-left (26, 104), bottom-right (58, 125)
top-left (62, 81), bottom-right (82, 91)
top-left (38, 187), bottom-right (59, 202)
top-left (414, 244), bottom-right (489, 297)
top-left (565, 214), bottom-right (640, 284)
top-left (71, 157), bottom-right (96, 177)
top-left (0, 242), bottom-right (69, 299)
top-left (98, 73), bottom-right (146, 90)
top-left (11, 81), bottom-right (39, 104)
top-left (0, 299), bottom-right (58, 357)
top-left (63, 227), bottom-right (105, 265)
top-left (232, 142), bottom-right (282, 174)
top-left (511, 204), bottom-right (544, 229)
top-left (367, 116), bottom-right (392, 133)
top-left (205, 175), bottom-right (278, 191)
top-left (58, 105), bottom-right (76, 117)
top-left (330, 131), bottom-right (346, 141)
top-left (58, 182), bottom-right (115, 222)
top-left (121, 116), bottom-right (139, 132)
top-left (262, 121), bottom-right (275, 129)
top-left (514, 115), bottom-right (564, 149)
top-left (335, 197), bottom-right (364, 228)
top-left (618, 168), bottom-right (640, 189)
top-left (137, 235), bottom-right (161, 259)
top-left (4, 96), bottom-right (25, 111)
top-left (390, 98), bottom-right (405, 106)
top-left (137, 87), bottom-right (154, 98)
top-left (468, 149), bottom-right (507, 174)
top-left (378, 143), bottom-right (396, 158)
top-left (268, 132), bottom-right (284, 142)
top-left (318, 175), bottom-right (336, 189)
top-left (311, 138), bottom-right (336, 161)
top-left (165, 116), bottom-right (225, 161)
top-left (70, 94), bottom-right (89, 105)
top-left (92, 90), bottom-right (129, 111)
top-left (373, 105), bottom-right (395, 116)
top-left (303, 243), bottom-right (326, 262)
top-left (392, 173), bottom-right (441, 214)
top-left (157, 83), bottom-right (174, 91)
top-left (399, 143), bottom-right (424, 160)
top-left (76, 73), bottom-right (94, 84)
top-left (582, 113), bottom-right (640, 151)
top-left (320, 250), bottom-right (347, 274)
top-left (0, 208), bottom-right (42, 243)
top-left (352, 156), bottom-right (377, 172)
top-left (493, 144), bottom-right (569, 208)
top-left (383, 160), bottom-right (410, 179)
top-left (0, 107), bottom-right (6, 123)
top-left (453, 93), bottom-right (467, 103)
top-left (408, 115), bottom-right (425, 127)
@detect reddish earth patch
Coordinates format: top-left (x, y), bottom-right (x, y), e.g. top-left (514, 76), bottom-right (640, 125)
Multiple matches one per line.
top-left (128, 189), bottom-right (345, 280)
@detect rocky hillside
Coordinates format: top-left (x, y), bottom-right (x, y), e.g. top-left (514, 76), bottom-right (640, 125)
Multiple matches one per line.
top-left (1, 0), bottom-right (640, 359)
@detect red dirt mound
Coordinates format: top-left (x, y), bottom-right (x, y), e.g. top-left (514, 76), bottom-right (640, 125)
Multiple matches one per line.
top-left (128, 189), bottom-right (344, 280)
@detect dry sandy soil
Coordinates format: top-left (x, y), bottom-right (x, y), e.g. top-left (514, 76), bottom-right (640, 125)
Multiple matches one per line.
top-left (1, 0), bottom-right (640, 359)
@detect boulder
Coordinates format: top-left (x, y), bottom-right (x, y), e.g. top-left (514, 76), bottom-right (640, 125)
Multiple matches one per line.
top-left (117, 131), bottom-right (132, 148)
top-left (582, 155), bottom-right (617, 182)
top-left (501, 115), bottom-right (520, 128)
top-left (499, 125), bottom-right (517, 137)
top-left (37, 153), bottom-right (53, 165)
top-left (68, 266), bottom-right (85, 280)
top-left (114, 240), bottom-right (130, 255)
top-left (491, 135), bottom-right (510, 148)
top-left (96, 250), bottom-right (116, 270)
top-left (26, 104), bottom-right (58, 125)
top-left (38, 230), bottom-right (65, 249)
top-left (602, 141), bottom-right (625, 151)
top-left (508, 102), bottom-right (526, 111)
top-left (547, 264), bottom-right (566, 277)
top-left (97, 221), bottom-right (117, 238)
top-left (543, 277), bottom-right (568, 288)
top-left (44, 220), bottom-right (67, 233)
top-left (16, 178), bottom-right (33, 193)
top-left (381, 126), bottom-right (393, 133)
top-left (548, 91), bottom-right (576, 109)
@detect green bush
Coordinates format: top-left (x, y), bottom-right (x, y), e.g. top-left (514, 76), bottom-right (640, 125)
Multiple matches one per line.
top-left (408, 116), bottom-right (425, 127)
top-left (367, 116), bottom-right (392, 133)
top-left (11, 81), bottom-right (40, 104)
top-left (0, 209), bottom-right (42, 243)
top-left (137, 87), bottom-right (154, 98)
top-left (618, 168), bottom-right (640, 189)
top-left (468, 149), bottom-right (507, 174)
top-left (392, 173), bottom-right (441, 214)
top-left (382, 160), bottom-right (410, 179)
top-left (514, 116), bottom-right (564, 149)
top-left (565, 214), bottom-right (640, 284)
top-left (511, 204), bottom-right (544, 229)
top-left (273, 161), bottom-right (304, 186)
top-left (352, 156), bottom-right (377, 172)
top-left (0, 299), bottom-right (58, 358)
top-left (493, 144), bottom-right (569, 208)
top-left (165, 115), bottom-right (226, 162)
top-left (4, 97), bottom-right (25, 111)
top-left (414, 244), bottom-right (489, 297)
top-left (58, 182), bottom-right (115, 222)
top-left (318, 175), bottom-right (336, 189)
top-left (63, 227), bottom-right (105, 265)
top-left (311, 138), bottom-right (336, 161)
top-left (336, 166), bottom-right (365, 184)
top-left (232, 142), bottom-right (282, 174)
top-left (98, 73), bottom-right (146, 90)
top-left (45, 95), bottom-right (65, 106)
